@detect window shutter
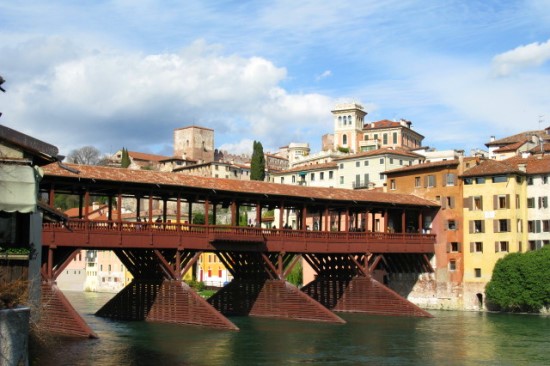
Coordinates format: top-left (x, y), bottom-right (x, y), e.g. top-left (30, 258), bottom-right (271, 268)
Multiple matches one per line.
top-left (458, 242), bottom-right (461, 252)
top-left (470, 242), bottom-right (474, 253)
top-left (450, 197), bottom-right (455, 208)
top-left (480, 196), bottom-right (483, 210)
top-left (424, 176), bottom-right (428, 188)
top-left (464, 197), bottom-right (472, 210)
top-left (481, 220), bottom-right (485, 233)
top-left (493, 220), bottom-right (499, 233)
top-left (495, 241), bottom-right (499, 253)
top-left (536, 220), bottom-right (541, 233)
top-left (506, 194), bottom-right (510, 209)
top-left (441, 197), bottom-right (447, 209)
top-left (446, 243), bottom-right (450, 253)
top-left (433, 175), bottom-right (437, 187)
top-left (443, 174), bottom-right (447, 187)
top-left (451, 174), bottom-right (456, 185)
top-left (493, 195), bottom-right (498, 210)
top-left (507, 219), bottom-right (511, 232)
top-left (469, 221), bottom-right (474, 234)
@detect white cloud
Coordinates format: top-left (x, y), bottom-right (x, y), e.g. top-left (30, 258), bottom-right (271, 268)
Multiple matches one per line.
top-left (315, 70), bottom-right (332, 81)
top-left (0, 37), bottom-right (333, 156)
top-left (492, 39), bottom-right (550, 76)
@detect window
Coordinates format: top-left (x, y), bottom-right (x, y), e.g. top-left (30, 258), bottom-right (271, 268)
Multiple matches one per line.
top-left (447, 220), bottom-right (457, 230)
top-left (374, 133), bottom-right (378, 140)
top-left (311, 173), bottom-right (315, 181)
top-left (449, 242), bottom-right (460, 252)
top-left (393, 132), bottom-right (398, 144)
top-left (356, 161), bottom-right (360, 167)
top-left (470, 220), bottom-right (484, 233)
top-left (343, 134), bottom-right (348, 145)
top-left (493, 175), bottom-right (507, 183)
top-left (329, 171), bottom-right (334, 179)
top-left (494, 194), bottom-right (510, 209)
top-left (390, 179), bottom-right (396, 190)
top-left (292, 175), bottom-right (296, 183)
top-left (320, 172), bottom-right (324, 180)
top-left (425, 175), bottom-right (436, 188)
top-left (475, 268), bottom-right (482, 278)
top-left (444, 173), bottom-right (456, 186)
top-left (475, 177), bottom-right (485, 184)
top-left (495, 241), bottom-right (509, 253)
top-left (339, 163), bottom-right (344, 169)
top-left (543, 220), bottom-right (550, 232)
top-left (527, 197), bottom-right (535, 208)
top-left (543, 176), bottom-right (548, 184)
top-left (496, 219), bottom-right (510, 233)
top-left (527, 177), bottom-right (534, 185)
top-left (539, 196), bottom-right (548, 209)
top-left (415, 177), bottom-right (421, 187)
top-left (383, 133), bottom-right (388, 144)
top-left (364, 160), bottom-right (369, 166)
top-left (400, 160), bottom-right (403, 165)
top-left (449, 260), bottom-right (457, 271)
top-left (280, 177), bottom-right (284, 184)
top-left (464, 178), bottom-right (473, 185)
top-left (340, 176), bottom-right (344, 184)
top-left (529, 240), bottom-right (537, 251)
top-left (443, 196), bottom-right (455, 209)
top-left (473, 196), bottom-right (483, 210)
top-left (379, 158), bottom-right (384, 164)
top-left (379, 173), bottom-right (385, 180)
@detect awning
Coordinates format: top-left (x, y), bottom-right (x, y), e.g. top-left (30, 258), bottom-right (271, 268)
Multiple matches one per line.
top-left (0, 164), bottom-right (42, 213)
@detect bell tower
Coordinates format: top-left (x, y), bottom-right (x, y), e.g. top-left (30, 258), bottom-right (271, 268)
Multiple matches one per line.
top-left (332, 103), bottom-right (366, 153)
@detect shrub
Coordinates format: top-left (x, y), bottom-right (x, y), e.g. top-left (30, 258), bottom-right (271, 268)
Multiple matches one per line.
top-left (486, 246), bottom-right (550, 312)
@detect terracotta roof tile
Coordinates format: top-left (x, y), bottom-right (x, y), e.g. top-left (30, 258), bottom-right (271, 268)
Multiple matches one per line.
top-left (42, 163), bottom-right (439, 207)
top-left (274, 161), bottom-right (338, 174)
top-left (493, 139), bottom-right (529, 153)
top-left (384, 159), bottom-right (460, 175)
top-left (334, 147), bottom-right (424, 161)
top-left (485, 130), bottom-right (546, 147)
top-left (504, 155), bottom-right (550, 174)
top-left (460, 159), bottom-right (524, 177)
top-left (129, 151), bottom-right (171, 162)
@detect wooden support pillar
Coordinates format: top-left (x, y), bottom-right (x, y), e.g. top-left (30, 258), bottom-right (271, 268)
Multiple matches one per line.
top-left (212, 201), bottom-right (217, 225)
top-left (418, 210), bottom-right (423, 233)
top-left (78, 194), bottom-right (83, 219)
top-left (344, 207), bottom-right (349, 232)
top-left (188, 199), bottom-right (193, 224)
top-left (108, 195), bottom-right (113, 221)
top-left (136, 195), bottom-right (141, 219)
top-left (324, 206), bottom-right (329, 232)
top-left (337, 210), bottom-right (341, 231)
top-left (204, 199), bottom-right (210, 227)
top-left (383, 209), bottom-right (388, 232)
top-left (148, 194), bottom-right (153, 223)
top-left (176, 194), bottom-right (181, 224)
top-left (118, 193), bottom-right (123, 223)
top-left (301, 205), bottom-right (308, 230)
top-left (48, 186), bottom-right (55, 207)
top-left (402, 209), bottom-right (406, 233)
top-left (84, 191), bottom-right (90, 218)
top-left (256, 202), bottom-right (261, 227)
top-left (231, 201), bottom-right (237, 226)
top-left (162, 198), bottom-right (168, 223)
top-left (279, 201), bottom-right (284, 229)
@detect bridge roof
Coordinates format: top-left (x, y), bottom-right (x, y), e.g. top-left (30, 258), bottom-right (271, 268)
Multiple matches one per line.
top-left (42, 163), bottom-right (438, 208)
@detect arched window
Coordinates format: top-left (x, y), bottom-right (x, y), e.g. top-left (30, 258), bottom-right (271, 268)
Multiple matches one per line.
top-left (343, 134), bottom-right (348, 145)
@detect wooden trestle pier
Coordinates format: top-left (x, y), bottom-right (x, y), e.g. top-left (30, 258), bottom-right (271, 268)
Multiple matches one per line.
top-left (38, 163), bottom-right (439, 337)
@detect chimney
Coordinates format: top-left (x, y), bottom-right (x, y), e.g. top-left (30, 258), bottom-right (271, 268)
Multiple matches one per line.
top-left (518, 163), bottom-right (527, 172)
top-left (92, 201), bottom-right (100, 211)
top-left (490, 136), bottom-right (496, 142)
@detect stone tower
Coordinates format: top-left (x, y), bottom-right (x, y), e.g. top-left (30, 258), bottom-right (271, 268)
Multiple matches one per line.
top-left (173, 126), bottom-right (214, 163)
top-left (332, 103), bottom-right (366, 153)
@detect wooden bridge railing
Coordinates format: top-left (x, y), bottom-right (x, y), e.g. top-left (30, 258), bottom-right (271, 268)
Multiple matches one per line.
top-left (42, 219), bottom-right (436, 253)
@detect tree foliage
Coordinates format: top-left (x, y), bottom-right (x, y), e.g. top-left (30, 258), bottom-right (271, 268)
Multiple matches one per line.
top-left (120, 147), bottom-right (131, 168)
top-left (250, 140), bottom-right (266, 181)
top-left (485, 246), bottom-right (550, 312)
top-left (286, 259), bottom-right (303, 287)
top-left (66, 145), bottom-right (102, 165)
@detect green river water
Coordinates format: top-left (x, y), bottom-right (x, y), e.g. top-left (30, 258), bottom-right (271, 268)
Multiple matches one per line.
top-left (30, 291), bottom-right (549, 366)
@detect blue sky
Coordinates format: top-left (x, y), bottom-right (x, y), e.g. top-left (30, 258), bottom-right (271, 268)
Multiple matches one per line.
top-left (1, 0), bottom-right (550, 158)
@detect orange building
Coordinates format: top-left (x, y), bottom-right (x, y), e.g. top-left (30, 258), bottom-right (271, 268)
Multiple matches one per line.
top-left (385, 158), bottom-right (469, 308)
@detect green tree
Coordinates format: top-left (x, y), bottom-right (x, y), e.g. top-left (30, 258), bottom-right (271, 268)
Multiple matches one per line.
top-left (250, 140), bottom-right (266, 181)
top-left (192, 212), bottom-right (214, 225)
top-left (286, 259), bottom-right (303, 287)
top-left (120, 147), bottom-right (131, 168)
top-left (485, 246), bottom-right (550, 312)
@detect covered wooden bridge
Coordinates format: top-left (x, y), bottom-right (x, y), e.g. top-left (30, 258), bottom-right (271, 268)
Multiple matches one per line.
top-left (39, 163), bottom-right (439, 337)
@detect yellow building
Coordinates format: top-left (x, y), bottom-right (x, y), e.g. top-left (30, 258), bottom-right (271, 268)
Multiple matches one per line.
top-left (461, 158), bottom-right (528, 309)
